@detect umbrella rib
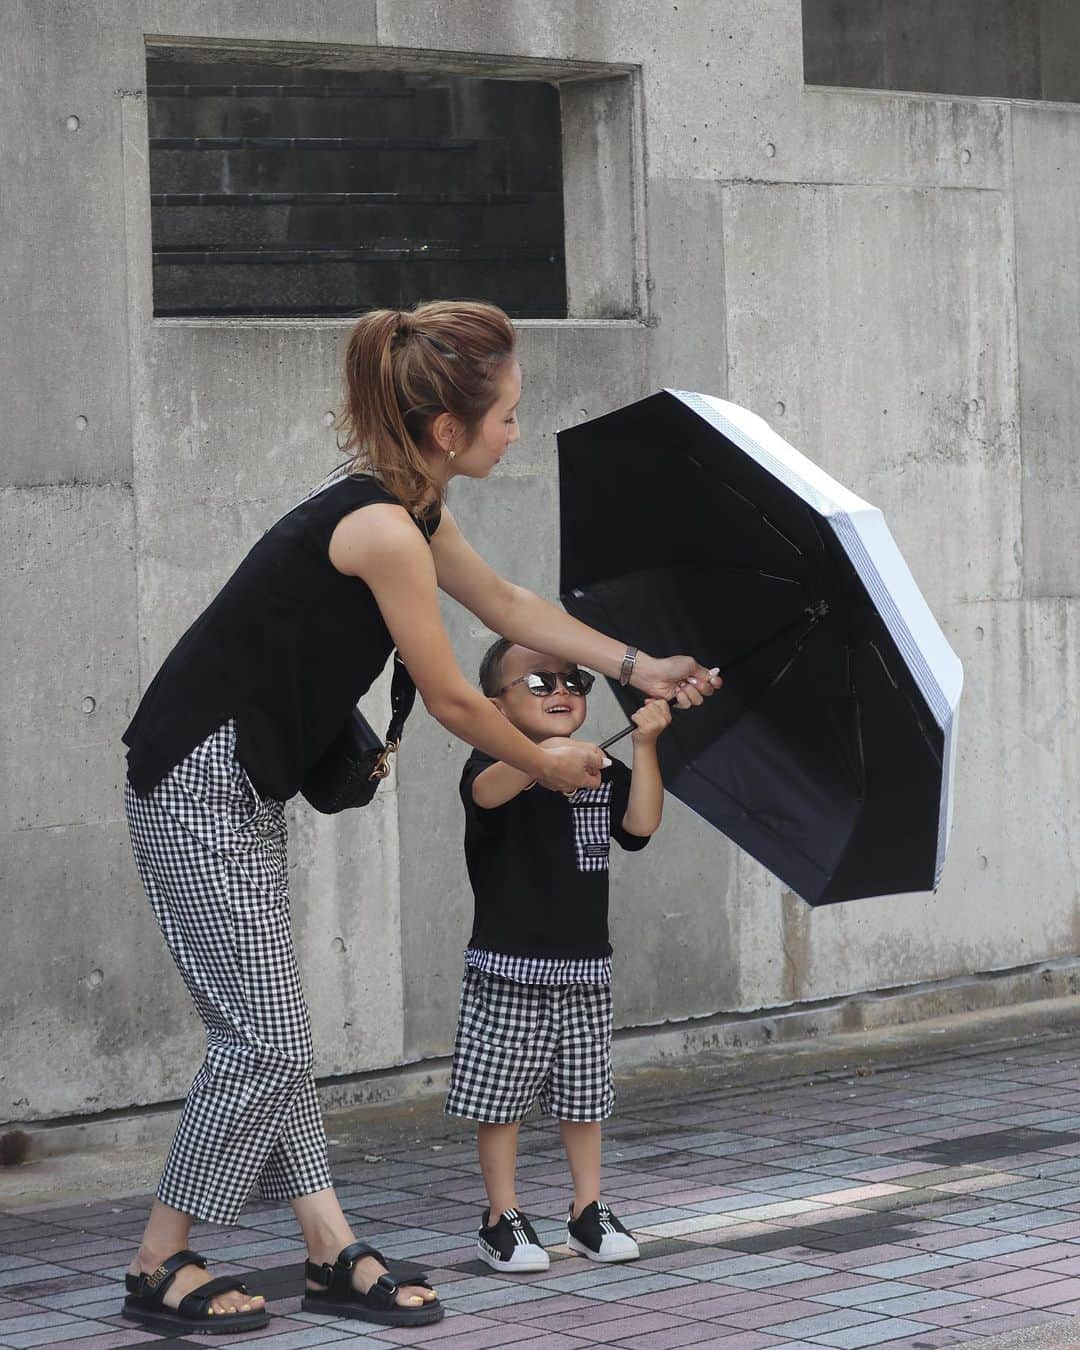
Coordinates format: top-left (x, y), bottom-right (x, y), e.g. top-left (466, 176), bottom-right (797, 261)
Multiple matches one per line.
top-left (869, 641), bottom-right (943, 768)
top-left (676, 757), bottom-right (832, 882)
top-left (759, 514), bottom-right (804, 557)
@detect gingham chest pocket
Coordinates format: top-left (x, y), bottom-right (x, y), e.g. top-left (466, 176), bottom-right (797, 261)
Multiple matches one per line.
top-left (568, 782), bottom-right (612, 873)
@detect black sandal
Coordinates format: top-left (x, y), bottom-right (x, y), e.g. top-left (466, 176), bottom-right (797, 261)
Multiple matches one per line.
top-left (122, 1249), bottom-right (270, 1335)
top-left (301, 1240), bottom-right (444, 1326)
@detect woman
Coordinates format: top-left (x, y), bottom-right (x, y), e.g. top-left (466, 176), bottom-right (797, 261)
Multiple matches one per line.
top-left (120, 301), bottom-right (721, 1335)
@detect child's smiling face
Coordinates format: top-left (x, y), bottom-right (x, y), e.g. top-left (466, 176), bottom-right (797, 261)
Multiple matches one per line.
top-left (491, 645), bottom-right (589, 743)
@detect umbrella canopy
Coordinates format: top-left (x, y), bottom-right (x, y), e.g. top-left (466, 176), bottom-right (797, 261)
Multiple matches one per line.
top-left (557, 390), bottom-right (962, 906)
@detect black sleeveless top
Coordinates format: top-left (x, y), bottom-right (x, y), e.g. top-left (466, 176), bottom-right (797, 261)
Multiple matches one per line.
top-left (123, 473), bottom-right (439, 802)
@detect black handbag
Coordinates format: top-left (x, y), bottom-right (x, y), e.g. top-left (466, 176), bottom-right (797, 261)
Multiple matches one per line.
top-left (300, 655), bottom-right (417, 814)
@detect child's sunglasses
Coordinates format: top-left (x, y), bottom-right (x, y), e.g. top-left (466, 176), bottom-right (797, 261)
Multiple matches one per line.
top-left (497, 667), bottom-right (596, 698)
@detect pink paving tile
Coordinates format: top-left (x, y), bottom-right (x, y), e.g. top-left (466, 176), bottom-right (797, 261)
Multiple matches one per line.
top-left (1004, 1277), bottom-right (1080, 1308)
top-left (569, 1311), bottom-right (703, 1343)
top-left (900, 1229), bottom-right (1013, 1252)
top-left (639, 1248), bottom-right (739, 1273)
top-left (612, 1324), bottom-right (737, 1350)
top-left (951, 1269), bottom-right (1068, 1298)
top-left (776, 1204), bottom-right (868, 1224)
top-left (770, 1272), bottom-right (877, 1298)
top-left (916, 1297), bottom-right (1030, 1327)
top-left (881, 1332), bottom-right (979, 1347)
top-left (621, 1283), bottom-right (755, 1313)
top-left (994, 1242), bottom-right (1080, 1268)
top-left (1038, 1254), bottom-right (1080, 1277)
top-left (684, 1333), bottom-right (787, 1349)
top-left (808, 1243), bottom-right (918, 1269)
top-left (182, 1317), bottom-right (322, 1346)
top-left (1041, 1297), bottom-right (1080, 1315)
top-left (475, 1335), bottom-right (592, 1350)
top-left (693, 1223), bottom-right (790, 1246)
top-left (714, 1297), bottom-right (826, 1329)
top-left (40, 1334), bottom-right (153, 1350)
top-left (908, 1260), bottom-right (1015, 1288)
top-left (1028, 1220), bottom-right (1080, 1239)
top-left (377, 1312), bottom-right (521, 1343)
top-left (0, 1301), bottom-right (42, 1318)
top-left (847, 1162), bottom-right (939, 1182)
top-left (404, 1325), bottom-right (544, 1350)
top-left (508, 1297), bottom-right (641, 1327)
top-left (957, 1308), bottom-right (1072, 1335)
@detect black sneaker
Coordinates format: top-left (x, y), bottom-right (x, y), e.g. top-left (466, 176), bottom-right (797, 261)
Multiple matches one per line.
top-left (567, 1200), bottom-right (640, 1263)
top-left (477, 1207), bottom-right (550, 1272)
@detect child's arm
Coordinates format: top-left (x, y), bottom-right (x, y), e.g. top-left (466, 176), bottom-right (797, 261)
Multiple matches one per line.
top-left (471, 738), bottom-right (575, 809)
top-left (471, 760), bottom-right (536, 809)
top-left (621, 699), bottom-right (672, 837)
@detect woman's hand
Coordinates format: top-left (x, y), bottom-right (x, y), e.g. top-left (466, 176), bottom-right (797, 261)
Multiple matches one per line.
top-left (630, 698), bottom-right (673, 745)
top-left (536, 740), bottom-right (605, 795)
top-left (632, 655), bottom-right (722, 708)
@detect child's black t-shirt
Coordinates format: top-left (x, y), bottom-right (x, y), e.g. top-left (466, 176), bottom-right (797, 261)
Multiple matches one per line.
top-left (460, 749), bottom-right (651, 959)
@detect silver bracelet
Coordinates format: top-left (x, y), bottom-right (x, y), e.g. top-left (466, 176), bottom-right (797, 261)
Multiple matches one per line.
top-left (618, 645), bottom-right (638, 687)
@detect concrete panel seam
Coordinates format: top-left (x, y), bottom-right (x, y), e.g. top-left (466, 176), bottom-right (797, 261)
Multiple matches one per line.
top-left (1006, 104), bottom-right (1027, 600)
top-left (707, 177), bottom-right (1006, 194)
top-left (806, 81), bottom-right (1080, 115)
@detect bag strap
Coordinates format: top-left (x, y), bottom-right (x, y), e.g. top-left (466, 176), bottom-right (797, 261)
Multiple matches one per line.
top-left (368, 653), bottom-right (416, 781)
top-left (386, 653), bottom-right (416, 746)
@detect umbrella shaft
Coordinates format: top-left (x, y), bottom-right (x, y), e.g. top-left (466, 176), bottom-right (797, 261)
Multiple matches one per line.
top-left (597, 608), bottom-right (827, 751)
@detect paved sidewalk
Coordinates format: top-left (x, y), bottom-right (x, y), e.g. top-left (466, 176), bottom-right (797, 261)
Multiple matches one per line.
top-left (8, 1025), bottom-right (1080, 1348)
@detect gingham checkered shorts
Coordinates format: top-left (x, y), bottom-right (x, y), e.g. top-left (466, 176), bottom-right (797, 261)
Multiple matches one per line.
top-left (124, 720), bottom-right (332, 1225)
top-left (445, 967), bottom-right (615, 1123)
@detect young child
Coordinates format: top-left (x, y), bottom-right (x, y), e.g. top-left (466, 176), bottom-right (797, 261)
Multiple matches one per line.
top-left (445, 638), bottom-right (671, 1271)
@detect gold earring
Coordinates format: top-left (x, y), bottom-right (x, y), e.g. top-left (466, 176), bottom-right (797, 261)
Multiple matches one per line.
top-left (447, 446), bottom-right (457, 461)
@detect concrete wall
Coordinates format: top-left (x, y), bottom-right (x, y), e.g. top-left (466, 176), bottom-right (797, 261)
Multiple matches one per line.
top-left (2, 0), bottom-right (1077, 1123)
top-left (803, 0), bottom-right (1080, 102)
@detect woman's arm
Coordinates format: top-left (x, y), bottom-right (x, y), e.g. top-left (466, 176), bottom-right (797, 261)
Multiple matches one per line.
top-left (471, 735), bottom-right (581, 809)
top-left (430, 507), bottom-right (722, 708)
top-left (329, 504), bottom-right (603, 794)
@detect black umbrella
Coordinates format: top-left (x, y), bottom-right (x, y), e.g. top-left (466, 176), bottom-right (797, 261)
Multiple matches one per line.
top-left (558, 390), bottom-right (962, 906)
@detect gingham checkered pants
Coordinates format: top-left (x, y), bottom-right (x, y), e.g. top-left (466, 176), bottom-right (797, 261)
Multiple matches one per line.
top-left (445, 967), bottom-right (615, 1123)
top-left (124, 721), bottom-right (332, 1225)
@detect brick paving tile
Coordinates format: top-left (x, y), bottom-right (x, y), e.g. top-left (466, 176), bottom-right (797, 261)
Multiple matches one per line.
top-left (713, 1297), bottom-right (826, 1329)
top-left (611, 1323), bottom-right (741, 1349)
top-left (802, 1318), bottom-right (940, 1347)
top-left (905, 1260), bottom-right (1018, 1288)
top-left (619, 1281), bottom-right (756, 1313)
top-left (999, 1275), bottom-right (1080, 1308)
top-left (985, 1241), bottom-right (1080, 1266)
top-left (878, 1333), bottom-right (979, 1347)
top-left (17, 1036), bottom-right (1080, 1347)
top-left (1027, 1219), bottom-right (1080, 1239)
top-left (946, 1267), bottom-right (1067, 1298)
top-left (913, 1296), bottom-right (1030, 1327)
top-left (947, 1307), bottom-right (1073, 1336)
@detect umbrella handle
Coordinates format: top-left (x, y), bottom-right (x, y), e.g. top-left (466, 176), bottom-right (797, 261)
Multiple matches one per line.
top-left (599, 695), bottom-right (679, 751)
top-left (599, 722), bottom-right (637, 752)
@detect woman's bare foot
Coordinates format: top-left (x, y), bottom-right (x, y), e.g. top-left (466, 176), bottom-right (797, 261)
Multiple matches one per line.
top-left (304, 1251), bottom-right (437, 1309)
top-left (128, 1247), bottom-right (266, 1318)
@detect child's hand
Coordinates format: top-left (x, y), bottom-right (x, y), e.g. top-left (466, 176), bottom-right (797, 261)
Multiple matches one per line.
top-left (631, 698), bottom-right (672, 745)
top-left (537, 740), bottom-right (606, 794)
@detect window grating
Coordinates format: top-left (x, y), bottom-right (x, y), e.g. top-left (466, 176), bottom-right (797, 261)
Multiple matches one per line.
top-left (147, 58), bottom-right (568, 318)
